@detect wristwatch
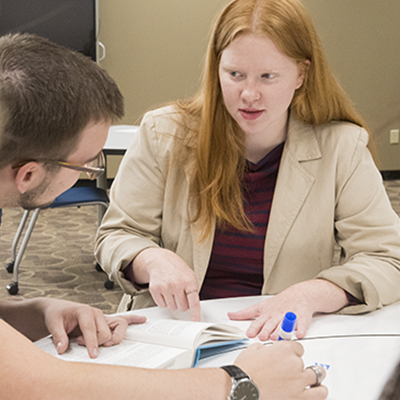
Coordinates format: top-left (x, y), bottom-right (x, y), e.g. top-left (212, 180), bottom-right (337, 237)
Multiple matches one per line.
top-left (220, 365), bottom-right (260, 400)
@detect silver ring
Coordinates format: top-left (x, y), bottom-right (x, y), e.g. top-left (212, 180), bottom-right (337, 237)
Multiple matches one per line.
top-left (185, 289), bottom-right (198, 295)
top-left (306, 365), bottom-right (324, 387)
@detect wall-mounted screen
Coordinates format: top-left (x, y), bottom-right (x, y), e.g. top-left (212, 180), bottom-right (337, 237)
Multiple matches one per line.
top-left (0, 0), bottom-right (97, 61)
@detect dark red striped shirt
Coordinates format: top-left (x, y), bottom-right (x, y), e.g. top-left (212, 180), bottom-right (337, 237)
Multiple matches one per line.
top-left (200, 143), bottom-right (284, 300)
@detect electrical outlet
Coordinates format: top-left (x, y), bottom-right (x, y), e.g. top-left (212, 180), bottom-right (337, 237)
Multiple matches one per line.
top-left (390, 129), bottom-right (399, 144)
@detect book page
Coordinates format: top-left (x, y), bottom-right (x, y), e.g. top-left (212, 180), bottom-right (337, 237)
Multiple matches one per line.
top-left (198, 326), bottom-right (245, 345)
top-left (35, 336), bottom-right (193, 369)
top-left (124, 319), bottom-right (245, 350)
top-left (35, 319), bottom-right (244, 369)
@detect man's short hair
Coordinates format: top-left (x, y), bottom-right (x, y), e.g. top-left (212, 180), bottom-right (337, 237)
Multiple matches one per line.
top-left (0, 33), bottom-right (124, 168)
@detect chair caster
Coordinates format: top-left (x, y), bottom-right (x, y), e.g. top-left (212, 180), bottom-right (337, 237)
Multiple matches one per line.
top-left (104, 279), bottom-right (114, 290)
top-left (6, 261), bottom-right (14, 273)
top-left (7, 282), bottom-right (18, 295)
top-left (95, 263), bottom-right (103, 272)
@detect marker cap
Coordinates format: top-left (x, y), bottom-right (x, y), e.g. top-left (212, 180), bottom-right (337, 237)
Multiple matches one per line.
top-left (278, 312), bottom-right (297, 341)
top-left (281, 312), bottom-right (297, 333)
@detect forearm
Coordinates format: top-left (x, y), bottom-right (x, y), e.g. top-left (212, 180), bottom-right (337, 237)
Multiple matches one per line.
top-left (292, 279), bottom-right (349, 313)
top-left (132, 248), bottom-right (189, 285)
top-left (258, 279), bottom-right (350, 316)
top-left (1, 319), bottom-right (230, 400)
top-left (52, 362), bottom-right (230, 400)
top-left (317, 256), bottom-right (400, 312)
top-left (132, 247), bottom-right (159, 284)
top-left (0, 298), bottom-right (49, 340)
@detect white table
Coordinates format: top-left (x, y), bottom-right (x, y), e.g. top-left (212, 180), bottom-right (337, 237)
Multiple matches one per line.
top-left (128, 296), bottom-right (400, 400)
top-left (97, 125), bottom-right (140, 191)
top-left (95, 125), bottom-right (139, 222)
top-left (103, 125), bottom-right (140, 154)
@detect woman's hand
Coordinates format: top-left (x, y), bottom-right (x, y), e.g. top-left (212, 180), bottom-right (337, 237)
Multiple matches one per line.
top-left (133, 248), bottom-right (201, 321)
top-left (228, 279), bottom-right (349, 341)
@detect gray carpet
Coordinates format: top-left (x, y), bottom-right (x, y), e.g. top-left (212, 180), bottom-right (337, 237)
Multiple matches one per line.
top-left (1, 179), bottom-right (400, 314)
top-left (0, 204), bottom-right (123, 314)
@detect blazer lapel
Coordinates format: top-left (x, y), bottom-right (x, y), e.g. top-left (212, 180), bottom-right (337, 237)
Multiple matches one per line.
top-left (263, 118), bottom-right (322, 281)
top-left (184, 162), bottom-right (216, 287)
top-left (190, 214), bottom-right (215, 287)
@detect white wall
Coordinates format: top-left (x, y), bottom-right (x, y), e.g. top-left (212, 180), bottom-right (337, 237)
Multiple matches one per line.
top-left (98, 0), bottom-right (400, 171)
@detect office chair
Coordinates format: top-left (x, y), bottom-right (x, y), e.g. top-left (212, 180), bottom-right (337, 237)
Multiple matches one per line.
top-left (5, 186), bottom-right (114, 295)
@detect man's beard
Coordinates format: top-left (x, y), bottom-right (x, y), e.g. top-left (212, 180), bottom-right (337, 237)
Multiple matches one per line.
top-left (19, 174), bottom-right (54, 210)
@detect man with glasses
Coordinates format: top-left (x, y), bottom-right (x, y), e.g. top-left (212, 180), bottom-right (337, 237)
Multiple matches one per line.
top-left (0, 32), bottom-right (146, 357)
top-left (0, 33), bottom-right (326, 400)
top-left (12, 151), bottom-right (106, 181)
top-left (10, 151), bottom-right (106, 209)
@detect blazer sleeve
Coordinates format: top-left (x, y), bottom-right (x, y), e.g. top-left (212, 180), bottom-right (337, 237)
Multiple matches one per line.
top-left (95, 110), bottom-right (167, 296)
top-left (318, 129), bottom-right (400, 314)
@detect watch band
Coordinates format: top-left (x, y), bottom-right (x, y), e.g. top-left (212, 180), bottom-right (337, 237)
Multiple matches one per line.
top-left (221, 365), bottom-right (250, 380)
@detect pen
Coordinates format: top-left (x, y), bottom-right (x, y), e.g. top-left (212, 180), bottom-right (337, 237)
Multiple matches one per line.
top-left (278, 312), bottom-right (297, 341)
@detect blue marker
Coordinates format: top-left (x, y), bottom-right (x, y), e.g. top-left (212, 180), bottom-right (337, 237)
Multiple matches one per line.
top-left (278, 312), bottom-right (297, 341)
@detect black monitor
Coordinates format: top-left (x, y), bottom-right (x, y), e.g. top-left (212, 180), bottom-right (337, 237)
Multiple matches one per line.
top-left (0, 0), bottom-right (98, 61)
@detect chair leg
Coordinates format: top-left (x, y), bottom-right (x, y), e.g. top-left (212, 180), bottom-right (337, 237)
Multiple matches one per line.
top-left (6, 210), bottom-right (31, 273)
top-left (95, 263), bottom-right (114, 290)
top-left (7, 208), bottom-right (41, 295)
top-left (104, 279), bottom-right (114, 290)
top-left (97, 204), bottom-right (107, 225)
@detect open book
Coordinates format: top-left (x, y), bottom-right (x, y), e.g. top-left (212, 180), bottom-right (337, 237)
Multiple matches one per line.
top-left (35, 318), bottom-right (247, 370)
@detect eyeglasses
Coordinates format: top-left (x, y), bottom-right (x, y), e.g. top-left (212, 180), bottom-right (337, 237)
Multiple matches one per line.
top-left (12, 151), bottom-right (105, 180)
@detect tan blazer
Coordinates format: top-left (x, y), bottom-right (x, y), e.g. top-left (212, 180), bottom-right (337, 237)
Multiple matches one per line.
top-left (95, 106), bottom-right (400, 313)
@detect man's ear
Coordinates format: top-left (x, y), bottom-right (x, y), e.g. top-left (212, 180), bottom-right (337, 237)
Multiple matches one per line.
top-left (14, 162), bottom-right (46, 194)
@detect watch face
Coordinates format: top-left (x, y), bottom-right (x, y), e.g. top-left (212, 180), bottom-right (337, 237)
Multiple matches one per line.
top-left (232, 380), bottom-right (259, 400)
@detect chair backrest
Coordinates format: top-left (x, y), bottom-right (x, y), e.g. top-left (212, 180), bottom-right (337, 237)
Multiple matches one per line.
top-left (48, 186), bottom-right (109, 209)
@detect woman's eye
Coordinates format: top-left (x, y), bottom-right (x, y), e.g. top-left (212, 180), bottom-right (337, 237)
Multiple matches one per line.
top-left (262, 73), bottom-right (275, 79)
top-left (230, 71), bottom-right (242, 78)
